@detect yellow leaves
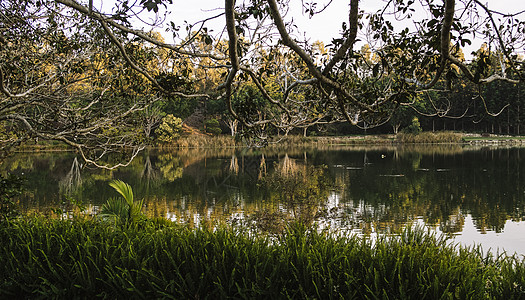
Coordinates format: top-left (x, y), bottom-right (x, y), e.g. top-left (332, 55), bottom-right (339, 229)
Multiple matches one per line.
top-left (313, 40), bottom-right (328, 55)
top-left (147, 31), bottom-right (165, 44)
top-left (312, 40), bottom-right (329, 66)
top-left (450, 43), bottom-right (465, 62)
top-left (261, 74), bottom-right (283, 100)
top-left (361, 44), bottom-right (373, 62)
top-left (477, 42), bottom-right (489, 56)
top-left (156, 114), bottom-right (183, 143)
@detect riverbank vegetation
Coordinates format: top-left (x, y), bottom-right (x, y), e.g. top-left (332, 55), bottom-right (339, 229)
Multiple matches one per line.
top-left (2, 0), bottom-right (525, 166)
top-left (1, 216), bottom-right (525, 299)
top-left (2, 0), bottom-right (525, 295)
top-left (15, 130), bottom-right (525, 154)
top-left (395, 131), bottom-right (464, 144)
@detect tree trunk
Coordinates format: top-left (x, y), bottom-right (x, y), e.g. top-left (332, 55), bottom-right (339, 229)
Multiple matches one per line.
top-left (508, 109), bottom-right (511, 134)
top-left (393, 124), bottom-right (400, 134)
top-left (228, 119), bottom-right (238, 136)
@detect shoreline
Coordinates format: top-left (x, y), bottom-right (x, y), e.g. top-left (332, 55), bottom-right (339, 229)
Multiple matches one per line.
top-left (12, 132), bottom-right (525, 153)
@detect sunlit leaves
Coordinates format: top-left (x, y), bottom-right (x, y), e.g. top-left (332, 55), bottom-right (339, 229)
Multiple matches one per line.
top-left (100, 180), bottom-right (145, 227)
top-left (155, 114), bottom-right (183, 143)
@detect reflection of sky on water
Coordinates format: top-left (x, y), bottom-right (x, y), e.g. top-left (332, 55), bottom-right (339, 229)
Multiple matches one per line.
top-left (446, 216), bottom-right (525, 257)
top-left (317, 193), bottom-right (525, 256)
top-left (344, 217), bottom-right (525, 256)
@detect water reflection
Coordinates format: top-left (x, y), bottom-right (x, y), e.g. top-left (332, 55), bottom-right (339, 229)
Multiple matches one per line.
top-left (3, 145), bottom-right (525, 252)
top-left (59, 157), bottom-right (82, 195)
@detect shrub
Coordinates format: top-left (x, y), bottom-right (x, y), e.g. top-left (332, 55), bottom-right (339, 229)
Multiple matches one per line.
top-left (156, 114), bottom-right (183, 143)
top-left (402, 117), bottom-right (422, 134)
top-left (205, 118), bottom-right (222, 136)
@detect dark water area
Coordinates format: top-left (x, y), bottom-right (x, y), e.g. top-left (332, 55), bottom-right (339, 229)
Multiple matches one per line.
top-left (5, 145), bottom-right (525, 255)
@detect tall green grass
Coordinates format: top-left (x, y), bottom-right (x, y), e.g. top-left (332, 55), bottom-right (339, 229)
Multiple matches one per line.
top-left (1, 218), bottom-right (524, 299)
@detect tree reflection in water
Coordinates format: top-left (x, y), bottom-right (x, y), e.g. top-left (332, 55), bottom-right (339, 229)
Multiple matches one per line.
top-left (252, 154), bottom-right (333, 232)
top-left (59, 157), bottom-right (82, 195)
top-left (3, 145), bottom-right (525, 243)
top-left (141, 155), bottom-right (159, 183)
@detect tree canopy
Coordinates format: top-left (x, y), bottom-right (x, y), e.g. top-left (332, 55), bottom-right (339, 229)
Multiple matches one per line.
top-left (1, 0), bottom-right (524, 160)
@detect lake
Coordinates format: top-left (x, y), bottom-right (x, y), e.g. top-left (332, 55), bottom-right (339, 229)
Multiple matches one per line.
top-left (4, 144), bottom-right (525, 255)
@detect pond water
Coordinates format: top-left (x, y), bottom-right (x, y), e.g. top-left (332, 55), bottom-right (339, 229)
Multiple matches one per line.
top-left (4, 144), bottom-right (525, 255)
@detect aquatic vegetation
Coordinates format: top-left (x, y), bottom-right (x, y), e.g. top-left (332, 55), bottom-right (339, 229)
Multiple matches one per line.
top-left (1, 217), bottom-right (525, 299)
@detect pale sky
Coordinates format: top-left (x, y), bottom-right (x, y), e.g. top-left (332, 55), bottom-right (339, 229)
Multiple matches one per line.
top-left (164, 0), bottom-right (525, 42)
top-left (94, 0), bottom-right (525, 56)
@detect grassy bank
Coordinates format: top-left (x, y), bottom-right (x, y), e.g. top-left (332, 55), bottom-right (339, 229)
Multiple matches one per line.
top-left (15, 132), bottom-right (525, 153)
top-left (463, 136), bottom-right (525, 143)
top-left (1, 217), bottom-right (525, 299)
top-left (170, 132), bottom-right (525, 148)
top-left (173, 135), bottom-right (238, 148)
top-left (395, 132), bottom-right (464, 144)
top-left (166, 134), bottom-right (395, 149)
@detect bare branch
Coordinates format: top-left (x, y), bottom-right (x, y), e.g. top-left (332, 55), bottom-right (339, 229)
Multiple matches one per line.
top-left (55, 0), bottom-right (228, 61)
top-left (322, 0), bottom-right (359, 75)
top-left (0, 66), bottom-right (58, 99)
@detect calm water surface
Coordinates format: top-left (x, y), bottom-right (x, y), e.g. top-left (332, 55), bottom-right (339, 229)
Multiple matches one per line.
top-left (4, 145), bottom-right (525, 255)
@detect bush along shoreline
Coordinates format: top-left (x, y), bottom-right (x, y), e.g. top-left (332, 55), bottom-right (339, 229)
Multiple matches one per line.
top-left (1, 217), bottom-right (525, 299)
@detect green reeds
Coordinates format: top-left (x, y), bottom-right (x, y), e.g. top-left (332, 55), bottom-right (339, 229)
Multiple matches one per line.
top-left (1, 218), bottom-right (524, 299)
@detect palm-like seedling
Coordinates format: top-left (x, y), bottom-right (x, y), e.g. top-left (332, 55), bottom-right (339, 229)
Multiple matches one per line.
top-left (99, 180), bottom-right (144, 228)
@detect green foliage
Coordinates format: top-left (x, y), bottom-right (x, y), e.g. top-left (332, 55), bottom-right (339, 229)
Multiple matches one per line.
top-left (0, 174), bottom-right (24, 222)
top-left (158, 153), bottom-right (183, 181)
top-left (402, 117), bottom-right (423, 135)
top-left (4, 0), bottom-right (525, 153)
top-left (99, 180), bottom-right (144, 228)
top-left (158, 96), bottom-right (198, 119)
top-left (0, 121), bottom-right (19, 142)
top-left (1, 219), bottom-right (525, 299)
top-left (205, 118), bottom-right (222, 135)
top-left (155, 114), bottom-right (183, 143)
top-left (231, 84), bottom-right (267, 122)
